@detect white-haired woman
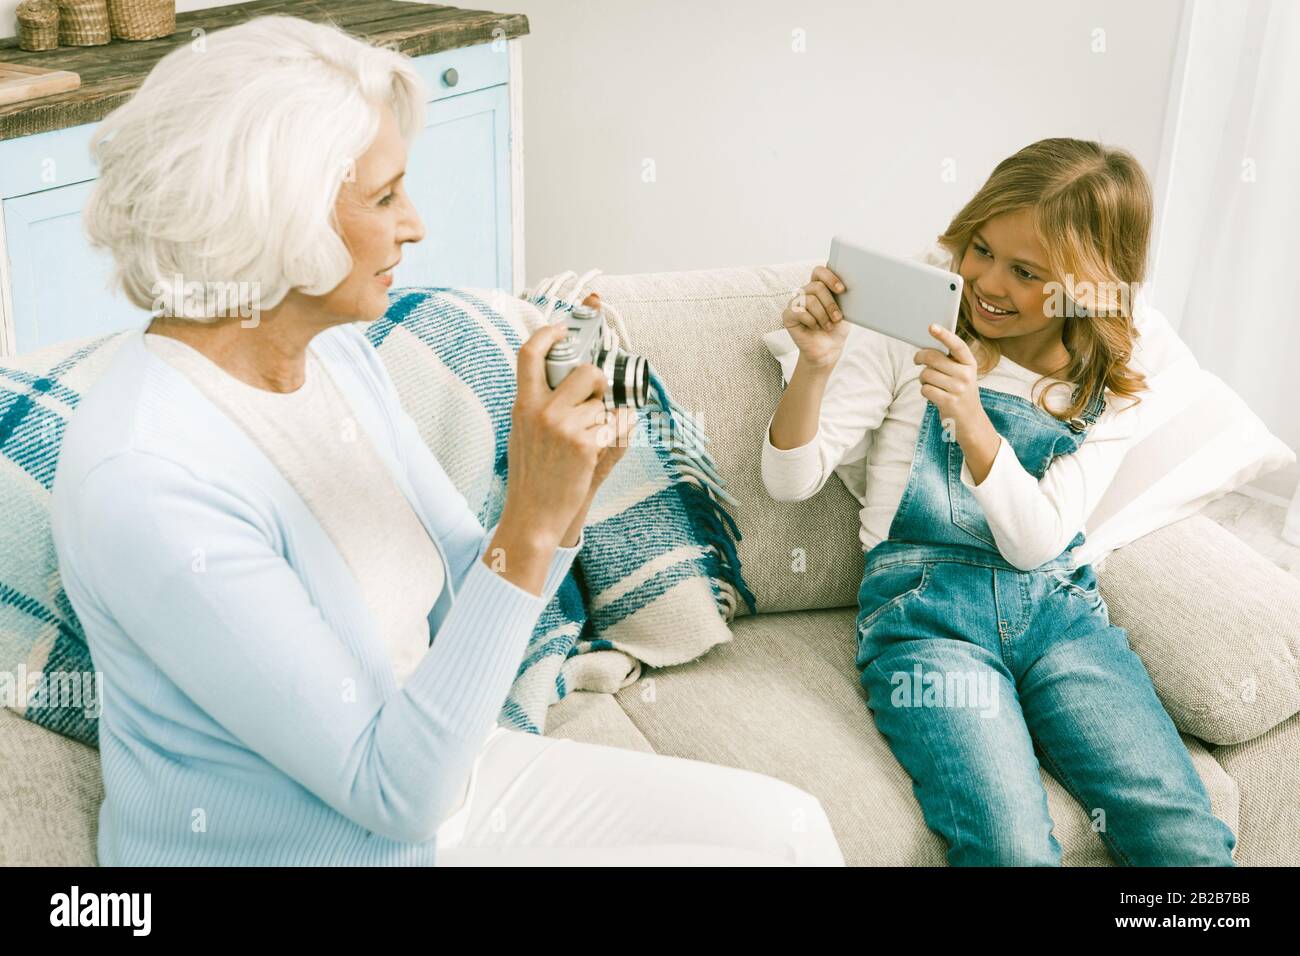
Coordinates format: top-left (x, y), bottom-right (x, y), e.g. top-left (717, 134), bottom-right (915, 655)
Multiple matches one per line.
top-left (50, 14), bottom-right (844, 866)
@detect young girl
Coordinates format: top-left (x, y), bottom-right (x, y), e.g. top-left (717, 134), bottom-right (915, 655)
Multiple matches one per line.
top-left (762, 138), bottom-right (1237, 867)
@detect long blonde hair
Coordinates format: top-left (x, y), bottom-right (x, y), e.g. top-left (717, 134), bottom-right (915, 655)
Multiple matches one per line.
top-left (936, 138), bottom-right (1151, 421)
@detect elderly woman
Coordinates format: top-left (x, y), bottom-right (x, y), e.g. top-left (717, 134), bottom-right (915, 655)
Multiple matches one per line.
top-left (49, 14), bottom-right (843, 866)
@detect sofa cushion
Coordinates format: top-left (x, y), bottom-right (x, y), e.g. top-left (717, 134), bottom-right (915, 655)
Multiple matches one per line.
top-left (1212, 711), bottom-right (1300, 866)
top-left (1098, 514), bottom-right (1300, 745)
top-left (0, 706), bottom-right (101, 865)
top-left (544, 689), bottom-right (656, 753)
top-left (591, 262), bottom-right (864, 616)
top-left (613, 606), bottom-right (1239, 866)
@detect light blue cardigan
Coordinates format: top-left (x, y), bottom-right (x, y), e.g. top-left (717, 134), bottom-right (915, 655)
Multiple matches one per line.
top-left (49, 322), bottom-right (581, 866)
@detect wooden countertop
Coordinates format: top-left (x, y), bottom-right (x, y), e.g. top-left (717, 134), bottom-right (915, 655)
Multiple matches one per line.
top-left (0, 0), bottom-right (529, 141)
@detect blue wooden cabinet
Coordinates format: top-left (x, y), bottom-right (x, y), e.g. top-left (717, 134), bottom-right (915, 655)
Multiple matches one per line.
top-left (0, 40), bottom-right (524, 357)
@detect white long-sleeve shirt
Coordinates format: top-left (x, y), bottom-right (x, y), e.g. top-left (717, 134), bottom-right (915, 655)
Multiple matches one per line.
top-left (761, 323), bottom-right (1141, 572)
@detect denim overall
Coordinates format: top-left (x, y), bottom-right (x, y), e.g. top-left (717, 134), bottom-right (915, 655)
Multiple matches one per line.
top-left (855, 386), bottom-right (1237, 866)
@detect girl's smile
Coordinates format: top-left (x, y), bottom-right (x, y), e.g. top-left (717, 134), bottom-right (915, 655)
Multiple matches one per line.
top-left (968, 286), bottom-right (1018, 324)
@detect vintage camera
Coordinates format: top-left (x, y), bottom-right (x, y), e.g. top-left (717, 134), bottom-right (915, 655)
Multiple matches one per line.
top-left (544, 302), bottom-right (650, 410)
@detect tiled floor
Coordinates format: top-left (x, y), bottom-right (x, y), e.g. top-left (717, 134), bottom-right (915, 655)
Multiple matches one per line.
top-left (1203, 491), bottom-right (1300, 581)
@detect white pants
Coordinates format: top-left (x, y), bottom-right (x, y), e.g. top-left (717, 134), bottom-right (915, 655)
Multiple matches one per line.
top-left (435, 726), bottom-right (845, 866)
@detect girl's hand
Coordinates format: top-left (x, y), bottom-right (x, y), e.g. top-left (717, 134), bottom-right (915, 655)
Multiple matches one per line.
top-left (783, 265), bottom-right (852, 369)
top-left (914, 324), bottom-right (993, 447)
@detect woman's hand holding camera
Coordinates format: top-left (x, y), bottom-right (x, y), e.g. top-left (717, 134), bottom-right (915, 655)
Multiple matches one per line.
top-left (487, 294), bottom-right (638, 596)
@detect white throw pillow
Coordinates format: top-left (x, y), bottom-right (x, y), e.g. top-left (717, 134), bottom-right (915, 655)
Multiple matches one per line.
top-left (762, 243), bottom-right (1295, 569)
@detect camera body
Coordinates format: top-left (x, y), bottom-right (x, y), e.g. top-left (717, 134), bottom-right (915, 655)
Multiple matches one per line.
top-left (543, 302), bottom-right (649, 410)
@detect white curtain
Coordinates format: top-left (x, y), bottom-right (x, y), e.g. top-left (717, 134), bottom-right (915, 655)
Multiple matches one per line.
top-left (1149, 0), bottom-right (1300, 544)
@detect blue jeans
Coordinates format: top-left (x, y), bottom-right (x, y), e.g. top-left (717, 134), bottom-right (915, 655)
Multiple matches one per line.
top-left (854, 386), bottom-right (1236, 867)
top-left (856, 542), bottom-right (1238, 866)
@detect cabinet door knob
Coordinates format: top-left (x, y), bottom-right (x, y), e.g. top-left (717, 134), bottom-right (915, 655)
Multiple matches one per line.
top-left (441, 67), bottom-right (459, 88)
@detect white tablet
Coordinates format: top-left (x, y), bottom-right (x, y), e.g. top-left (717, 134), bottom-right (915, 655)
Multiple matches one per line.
top-left (827, 236), bottom-right (964, 351)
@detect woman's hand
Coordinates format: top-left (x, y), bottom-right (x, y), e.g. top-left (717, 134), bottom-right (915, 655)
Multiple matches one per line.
top-left (783, 265), bottom-right (852, 369)
top-left (499, 294), bottom-right (638, 551)
top-left (589, 406), bottom-right (639, 489)
top-left (554, 294), bottom-right (640, 545)
top-left (557, 404), bottom-right (639, 546)
top-left (914, 324), bottom-right (1000, 484)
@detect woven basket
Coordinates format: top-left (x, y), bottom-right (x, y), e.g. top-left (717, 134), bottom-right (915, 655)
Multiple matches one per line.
top-left (16, 0), bottom-right (60, 51)
top-left (107, 0), bottom-right (175, 41)
top-left (56, 0), bottom-right (110, 46)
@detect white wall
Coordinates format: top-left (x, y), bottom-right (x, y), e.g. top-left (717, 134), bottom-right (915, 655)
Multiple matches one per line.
top-left (4, 0), bottom-right (1183, 284)
top-left (507, 0), bottom-right (1184, 284)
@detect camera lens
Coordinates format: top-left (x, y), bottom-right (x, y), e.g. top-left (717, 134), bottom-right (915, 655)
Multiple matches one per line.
top-left (598, 347), bottom-right (649, 408)
top-left (949, 282), bottom-right (957, 291)
top-left (612, 352), bottom-right (648, 408)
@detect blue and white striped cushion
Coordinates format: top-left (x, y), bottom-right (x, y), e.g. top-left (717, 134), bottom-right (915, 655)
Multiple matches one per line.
top-left (1, 333), bottom-right (128, 746)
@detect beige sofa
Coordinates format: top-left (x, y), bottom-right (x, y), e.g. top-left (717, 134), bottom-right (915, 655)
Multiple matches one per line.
top-left (3, 260), bottom-right (1298, 866)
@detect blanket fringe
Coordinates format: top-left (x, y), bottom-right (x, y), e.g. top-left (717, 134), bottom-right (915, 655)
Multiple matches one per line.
top-left (646, 369), bottom-right (756, 616)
